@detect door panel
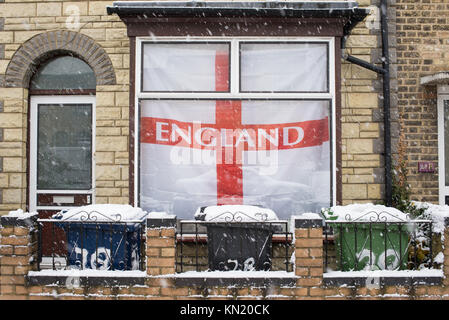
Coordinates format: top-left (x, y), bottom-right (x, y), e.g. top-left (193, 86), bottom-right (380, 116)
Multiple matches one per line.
top-left (30, 96), bottom-right (95, 258)
top-left (37, 194), bottom-right (92, 207)
top-left (38, 210), bottom-right (66, 257)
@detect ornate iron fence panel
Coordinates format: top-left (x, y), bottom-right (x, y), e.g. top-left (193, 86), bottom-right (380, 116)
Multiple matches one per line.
top-left (176, 220), bottom-right (293, 273)
top-left (324, 213), bottom-right (434, 272)
top-left (37, 215), bottom-right (146, 271)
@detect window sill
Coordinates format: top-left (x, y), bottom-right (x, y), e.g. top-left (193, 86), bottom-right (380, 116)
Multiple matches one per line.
top-left (27, 270), bottom-right (147, 287)
top-left (323, 269), bottom-right (444, 287)
top-left (167, 271), bottom-right (298, 287)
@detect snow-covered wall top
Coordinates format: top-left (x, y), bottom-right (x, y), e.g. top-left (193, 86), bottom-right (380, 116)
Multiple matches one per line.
top-left (194, 205), bottom-right (279, 222)
top-left (413, 202), bottom-right (449, 234)
top-left (146, 211), bottom-right (176, 219)
top-left (320, 202), bottom-right (449, 234)
top-left (6, 209), bottom-right (38, 220)
top-left (52, 204), bottom-right (148, 222)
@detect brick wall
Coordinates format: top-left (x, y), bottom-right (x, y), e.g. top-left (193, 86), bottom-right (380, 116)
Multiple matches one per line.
top-left (0, 216), bottom-right (38, 298)
top-left (396, 0), bottom-right (449, 203)
top-left (146, 227), bottom-right (176, 276)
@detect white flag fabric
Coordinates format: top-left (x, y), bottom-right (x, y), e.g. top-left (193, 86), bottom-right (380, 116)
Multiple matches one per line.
top-left (140, 43), bottom-right (330, 219)
top-left (240, 43), bottom-right (328, 92)
top-left (140, 100), bottom-right (330, 219)
top-left (143, 43), bottom-right (230, 92)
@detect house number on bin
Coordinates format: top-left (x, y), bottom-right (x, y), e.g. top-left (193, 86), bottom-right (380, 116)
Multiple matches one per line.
top-left (226, 257), bottom-right (256, 271)
top-left (74, 247), bottom-right (111, 270)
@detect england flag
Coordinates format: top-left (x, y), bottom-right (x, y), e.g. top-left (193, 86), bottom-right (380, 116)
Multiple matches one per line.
top-left (140, 43), bottom-right (331, 219)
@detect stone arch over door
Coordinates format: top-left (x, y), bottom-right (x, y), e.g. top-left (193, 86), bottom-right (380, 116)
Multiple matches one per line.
top-left (4, 30), bottom-right (116, 88)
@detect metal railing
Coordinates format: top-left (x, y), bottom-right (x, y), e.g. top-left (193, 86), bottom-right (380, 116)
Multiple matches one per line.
top-left (37, 211), bottom-right (146, 271)
top-left (323, 211), bottom-right (434, 272)
top-left (176, 220), bottom-right (293, 273)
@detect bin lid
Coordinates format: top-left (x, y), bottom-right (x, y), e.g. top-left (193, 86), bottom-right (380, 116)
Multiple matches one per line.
top-left (322, 204), bottom-right (410, 222)
top-left (194, 205), bottom-right (278, 222)
top-left (52, 204), bottom-right (149, 222)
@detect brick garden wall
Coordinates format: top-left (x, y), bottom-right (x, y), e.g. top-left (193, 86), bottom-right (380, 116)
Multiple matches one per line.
top-left (1, 215), bottom-right (448, 300)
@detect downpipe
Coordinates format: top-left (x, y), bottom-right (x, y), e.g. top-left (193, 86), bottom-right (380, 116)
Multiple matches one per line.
top-left (342, 0), bottom-right (392, 206)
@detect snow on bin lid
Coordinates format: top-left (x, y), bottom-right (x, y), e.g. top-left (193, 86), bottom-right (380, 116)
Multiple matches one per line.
top-left (53, 204), bottom-right (148, 222)
top-left (194, 205), bottom-right (278, 222)
top-left (322, 204), bottom-right (409, 222)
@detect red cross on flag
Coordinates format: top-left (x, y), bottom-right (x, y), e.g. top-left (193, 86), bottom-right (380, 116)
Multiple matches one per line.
top-left (140, 44), bottom-right (331, 219)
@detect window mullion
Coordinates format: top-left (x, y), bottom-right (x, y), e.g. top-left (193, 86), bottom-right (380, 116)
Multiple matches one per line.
top-left (230, 39), bottom-right (240, 94)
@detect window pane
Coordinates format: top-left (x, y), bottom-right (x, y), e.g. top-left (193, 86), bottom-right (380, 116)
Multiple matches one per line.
top-left (37, 104), bottom-right (92, 190)
top-left (142, 43), bottom-right (230, 92)
top-left (240, 43), bottom-right (328, 92)
top-left (30, 56), bottom-right (96, 90)
top-left (139, 99), bottom-right (330, 219)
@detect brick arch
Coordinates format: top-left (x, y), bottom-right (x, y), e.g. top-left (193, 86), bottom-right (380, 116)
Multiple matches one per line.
top-left (4, 30), bottom-right (116, 88)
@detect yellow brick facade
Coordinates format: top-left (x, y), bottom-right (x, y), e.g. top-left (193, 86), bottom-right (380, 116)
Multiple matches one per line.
top-left (0, 0), bottom-right (389, 214)
top-left (340, 1), bottom-right (389, 204)
top-left (0, 0), bottom-right (130, 213)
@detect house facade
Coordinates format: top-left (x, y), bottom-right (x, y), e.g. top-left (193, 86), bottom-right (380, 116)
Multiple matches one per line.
top-left (0, 0), bottom-right (389, 218)
top-left (1, 0), bottom-right (449, 301)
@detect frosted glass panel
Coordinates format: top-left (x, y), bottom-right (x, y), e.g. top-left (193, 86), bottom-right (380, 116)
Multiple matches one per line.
top-left (240, 43), bottom-right (328, 92)
top-left (37, 104), bottom-right (92, 190)
top-left (142, 43), bottom-right (230, 92)
top-left (30, 56), bottom-right (96, 90)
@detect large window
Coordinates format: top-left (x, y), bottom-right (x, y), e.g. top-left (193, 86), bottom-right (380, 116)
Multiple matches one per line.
top-left (136, 39), bottom-right (336, 219)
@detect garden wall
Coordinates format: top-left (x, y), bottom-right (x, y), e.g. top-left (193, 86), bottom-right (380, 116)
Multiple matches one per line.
top-left (0, 215), bottom-right (448, 300)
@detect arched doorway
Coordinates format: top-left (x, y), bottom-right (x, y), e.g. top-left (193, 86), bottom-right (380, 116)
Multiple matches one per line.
top-left (29, 55), bottom-right (96, 260)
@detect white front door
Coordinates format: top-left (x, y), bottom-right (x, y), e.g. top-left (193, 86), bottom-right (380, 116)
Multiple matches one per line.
top-left (29, 95), bottom-right (95, 213)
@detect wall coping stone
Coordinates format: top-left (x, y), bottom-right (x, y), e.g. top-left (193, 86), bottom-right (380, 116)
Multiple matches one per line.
top-left (294, 216), bottom-right (324, 228)
top-left (171, 275), bottom-right (298, 287)
top-left (26, 274), bottom-right (146, 287)
top-left (146, 216), bottom-right (177, 228)
top-left (0, 215), bottom-right (38, 228)
top-left (323, 274), bottom-right (443, 287)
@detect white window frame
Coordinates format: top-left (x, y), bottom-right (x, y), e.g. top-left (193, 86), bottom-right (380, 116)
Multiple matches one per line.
top-left (29, 95), bottom-right (96, 212)
top-left (134, 36), bottom-right (337, 209)
top-left (438, 86), bottom-right (449, 204)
